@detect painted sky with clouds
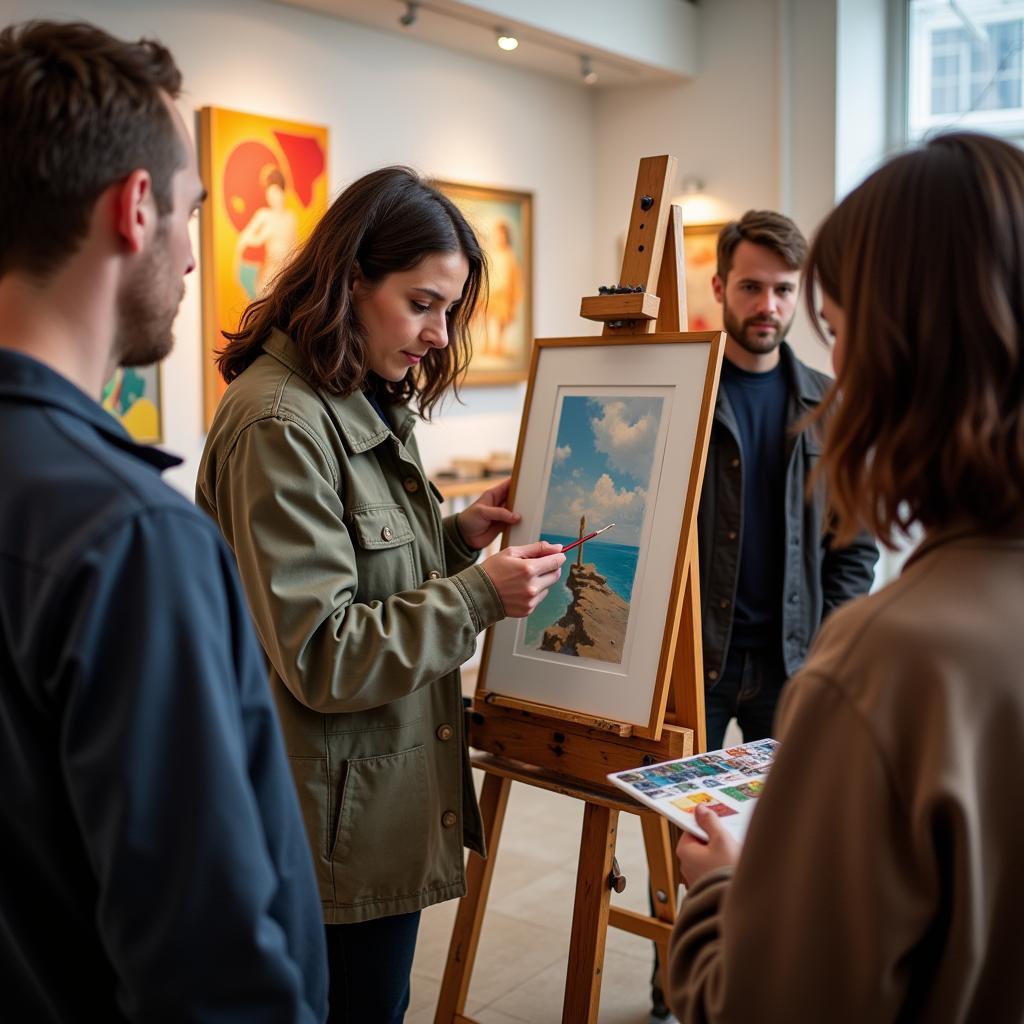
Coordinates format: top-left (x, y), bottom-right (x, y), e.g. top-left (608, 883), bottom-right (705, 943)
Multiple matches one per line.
top-left (539, 395), bottom-right (663, 546)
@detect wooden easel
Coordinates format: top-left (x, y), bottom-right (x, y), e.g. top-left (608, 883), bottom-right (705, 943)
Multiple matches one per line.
top-left (435, 156), bottom-right (724, 1024)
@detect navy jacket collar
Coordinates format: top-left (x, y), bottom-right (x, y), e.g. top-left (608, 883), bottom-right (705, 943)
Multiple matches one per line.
top-left (0, 348), bottom-right (181, 472)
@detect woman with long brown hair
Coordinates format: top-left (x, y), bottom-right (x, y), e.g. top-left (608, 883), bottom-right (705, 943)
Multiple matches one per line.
top-left (197, 166), bottom-right (565, 1022)
top-left (667, 132), bottom-right (1024, 1022)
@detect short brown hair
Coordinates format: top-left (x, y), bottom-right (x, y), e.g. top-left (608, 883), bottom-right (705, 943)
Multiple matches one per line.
top-left (716, 210), bottom-right (807, 280)
top-left (0, 20), bottom-right (185, 279)
top-left (805, 131), bottom-right (1024, 547)
top-left (219, 166), bottom-right (486, 419)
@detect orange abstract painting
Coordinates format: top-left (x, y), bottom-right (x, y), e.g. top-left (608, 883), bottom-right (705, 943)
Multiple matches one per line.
top-left (435, 181), bottom-right (533, 386)
top-left (199, 107), bottom-right (328, 426)
top-left (682, 222), bottom-right (725, 332)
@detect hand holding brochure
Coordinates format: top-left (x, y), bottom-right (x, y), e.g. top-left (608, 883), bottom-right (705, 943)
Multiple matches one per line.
top-left (607, 738), bottom-right (778, 843)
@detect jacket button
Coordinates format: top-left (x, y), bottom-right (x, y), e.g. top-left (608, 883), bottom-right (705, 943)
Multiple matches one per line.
top-left (728, 530), bottom-right (737, 541)
top-left (381, 525), bottom-right (393, 541)
top-left (436, 723), bottom-right (454, 741)
top-left (441, 810), bottom-right (457, 828)
top-left (730, 457), bottom-right (740, 468)
top-left (788, 592), bottom-right (798, 604)
top-left (719, 598), bottom-right (729, 609)
top-left (403, 477), bottom-right (420, 493)
top-left (428, 569), bottom-right (441, 580)
top-left (708, 670), bottom-right (719, 681)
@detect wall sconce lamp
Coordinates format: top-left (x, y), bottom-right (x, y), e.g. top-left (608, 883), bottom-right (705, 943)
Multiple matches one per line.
top-left (680, 175), bottom-right (705, 195)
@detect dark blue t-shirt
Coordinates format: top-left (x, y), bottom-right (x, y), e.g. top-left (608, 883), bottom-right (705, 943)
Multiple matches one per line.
top-left (720, 356), bottom-right (788, 649)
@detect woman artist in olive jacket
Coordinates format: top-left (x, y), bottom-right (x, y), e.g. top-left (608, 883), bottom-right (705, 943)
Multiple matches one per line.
top-left (197, 166), bottom-right (564, 1023)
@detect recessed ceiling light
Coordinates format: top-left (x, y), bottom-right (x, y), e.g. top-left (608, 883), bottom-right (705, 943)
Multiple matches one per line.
top-left (496, 30), bottom-right (519, 51)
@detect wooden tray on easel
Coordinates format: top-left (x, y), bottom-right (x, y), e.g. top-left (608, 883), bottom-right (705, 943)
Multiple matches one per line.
top-left (435, 155), bottom-right (725, 1024)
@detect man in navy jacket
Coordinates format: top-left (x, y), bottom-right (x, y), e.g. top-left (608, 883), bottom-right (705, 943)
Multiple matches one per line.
top-left (0, 21), bottom-right (327, 1022)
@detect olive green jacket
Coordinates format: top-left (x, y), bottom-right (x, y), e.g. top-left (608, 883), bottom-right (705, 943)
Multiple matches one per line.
top-left (196, 329), bottom-right (505, 924)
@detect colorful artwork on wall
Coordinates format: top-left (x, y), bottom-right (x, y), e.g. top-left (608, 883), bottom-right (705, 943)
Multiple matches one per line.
top-left (682, 222), bottom-right (725, 332)
top-left (199, 106), bottom-right (329, 426)
top-left (102, 365), bottom-right (161, 443)
top-left (435, 181), bottom-right (532, 385)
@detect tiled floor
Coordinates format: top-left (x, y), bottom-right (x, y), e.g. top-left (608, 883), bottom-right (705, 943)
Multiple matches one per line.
top-left (406, 777), bottom-right (661, 1024)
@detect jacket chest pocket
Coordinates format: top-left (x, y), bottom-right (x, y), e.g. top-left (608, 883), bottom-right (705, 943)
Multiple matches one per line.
top-left (348, 503), bottom-right (418, 599)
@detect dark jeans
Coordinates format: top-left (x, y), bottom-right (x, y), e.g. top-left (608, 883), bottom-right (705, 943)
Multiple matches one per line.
top-left (704, 645), bottom-right (787, 751)
top-left (325, 910), bottom-right (421, 1024)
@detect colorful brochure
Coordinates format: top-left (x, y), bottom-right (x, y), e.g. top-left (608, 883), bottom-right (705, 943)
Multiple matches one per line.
top-left (607, 738), bottom-right (778, 842)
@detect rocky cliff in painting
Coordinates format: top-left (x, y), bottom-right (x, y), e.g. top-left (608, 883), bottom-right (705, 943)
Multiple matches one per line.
top-left (540, 562), bottom-right (628, 664)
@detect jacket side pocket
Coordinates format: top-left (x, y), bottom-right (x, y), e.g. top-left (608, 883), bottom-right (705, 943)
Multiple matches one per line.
top-left (329, 744), bottom-right (433, 905)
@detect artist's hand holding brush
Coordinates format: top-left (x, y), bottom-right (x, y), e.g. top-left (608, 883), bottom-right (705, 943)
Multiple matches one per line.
top-left (481, 541), bottom-right (565, 617)
top-left (458, 479), bottom-right (566, 617)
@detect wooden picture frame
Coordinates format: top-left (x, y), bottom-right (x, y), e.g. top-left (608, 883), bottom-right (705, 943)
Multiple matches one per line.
top-left (435, 180), bottom-right (533, 385)
top-left (477, 330), bottom-right (723, 737)
top-left (682, 221), bottom-right (726, 332)
top-left (198, 106), bottom-right (329, 427)
top-left (101, 364), bottom-right (162, 443)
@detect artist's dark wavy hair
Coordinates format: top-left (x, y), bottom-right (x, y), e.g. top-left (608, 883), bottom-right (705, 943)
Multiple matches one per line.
top-left (805, 131), bottom-right (1024, 548)
top-left (218, 165), bottom-right (486, 417)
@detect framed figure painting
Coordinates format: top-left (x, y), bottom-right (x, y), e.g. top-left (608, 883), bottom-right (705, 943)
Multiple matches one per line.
top-left (478, 331), bottom-right (724, 733)
top-left (102, 365), bottom-right (161, 443)
top-left (199, 106), bottom-right (329, 426)
top-left (435, 180), bottom-right (532, 385)
top-left (682, 222), bottom-right (725, 332)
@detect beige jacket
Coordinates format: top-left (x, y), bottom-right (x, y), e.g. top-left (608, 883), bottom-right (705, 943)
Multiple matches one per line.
top-left (669, 529), bottom-right (1024, 1023)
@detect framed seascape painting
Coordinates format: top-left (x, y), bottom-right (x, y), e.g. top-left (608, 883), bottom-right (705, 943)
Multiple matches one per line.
top-left (199, 106), bottom-right (329, 426)
top-left (102, 365), bottom-right (161, 443)
top-left (435, 181), bottom-right (532, 385)
top-left (682, 222), bottom-right (725, 332)
top-left (478, 333), bottom-right (724, 733)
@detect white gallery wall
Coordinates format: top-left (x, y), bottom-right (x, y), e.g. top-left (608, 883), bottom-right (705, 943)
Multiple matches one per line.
top-left (595, 0), bottom-right (891, 375)
top-left (0, 0), bottom-right (601, 494)
top-left (1, 0), bottom-right (891, 496)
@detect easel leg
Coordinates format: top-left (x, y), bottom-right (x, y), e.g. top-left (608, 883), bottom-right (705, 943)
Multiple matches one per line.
top-left (434, 772), bottom-right (512, 1024)
top-left (641, 813), bottom-right (679, 1002)
top-left (562, 801), bottom-right (619, 1023)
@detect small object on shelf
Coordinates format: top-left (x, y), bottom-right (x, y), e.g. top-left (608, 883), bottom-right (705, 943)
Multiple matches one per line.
top-left (484, 451), bottom-right (514, 476)
top-left (450, 457), bottom-right (488, 479)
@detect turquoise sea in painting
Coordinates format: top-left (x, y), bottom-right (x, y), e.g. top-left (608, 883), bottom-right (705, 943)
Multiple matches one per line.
top-left (523, 534), bottom-right (640, 648)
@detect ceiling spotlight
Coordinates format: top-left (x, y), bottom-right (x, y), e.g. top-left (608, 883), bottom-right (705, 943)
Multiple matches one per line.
top-left (496, 30), bottom-right (519, 51)
top-left (398, 1), bottom-right (418, 28)
top-left (580, 55), bottom-right (598, 86)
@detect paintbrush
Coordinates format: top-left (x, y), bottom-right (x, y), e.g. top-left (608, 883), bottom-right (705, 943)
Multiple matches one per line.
top-left (559, 523), bottom-right (616, 554)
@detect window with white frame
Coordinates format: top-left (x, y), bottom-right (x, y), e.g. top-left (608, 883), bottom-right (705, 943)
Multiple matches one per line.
top-left (908, 0), bottom-right (1024, 140)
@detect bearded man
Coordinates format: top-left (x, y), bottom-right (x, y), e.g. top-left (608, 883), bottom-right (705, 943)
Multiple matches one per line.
top-left (697, 210), bottom-right (878, 750)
